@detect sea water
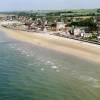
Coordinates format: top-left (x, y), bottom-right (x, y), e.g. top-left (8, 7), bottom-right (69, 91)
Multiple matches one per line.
top-left (0, 31), bottom-right (100, 100)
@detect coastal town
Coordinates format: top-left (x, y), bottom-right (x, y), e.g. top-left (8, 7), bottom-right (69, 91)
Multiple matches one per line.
top-left (0, 9), bottom-right (100, 44)
top-left (0, 0), bottom-right (100, 100)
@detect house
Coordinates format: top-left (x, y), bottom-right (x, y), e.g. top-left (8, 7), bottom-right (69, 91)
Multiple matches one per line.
top-left (74, 28), bottom-right (81, 36)
top-left (56, 22), bottom-right (65, 31)
top-left (96, 19), bottom-right (100, 25)
top-left (82, 33), bottom-right (92, 38)
top-left (43, 27), bottom-right (48, 32)
top-left (97, 36), bottom-right (100, 40)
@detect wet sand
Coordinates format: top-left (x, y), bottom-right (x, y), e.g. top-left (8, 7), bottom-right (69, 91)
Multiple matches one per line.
top-left (1, 27), bottom-right (100, 63)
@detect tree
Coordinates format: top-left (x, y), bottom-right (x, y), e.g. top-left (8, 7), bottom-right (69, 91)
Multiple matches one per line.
top-left (70, 17), bottom-right (98, 32)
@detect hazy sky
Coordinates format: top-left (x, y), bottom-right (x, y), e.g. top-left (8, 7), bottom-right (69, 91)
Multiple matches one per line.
top-left (0, 0), bottom-right (99, 11)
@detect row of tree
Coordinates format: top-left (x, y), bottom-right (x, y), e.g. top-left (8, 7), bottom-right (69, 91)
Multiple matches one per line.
top-left (69, 18), bottom-right (98, 31)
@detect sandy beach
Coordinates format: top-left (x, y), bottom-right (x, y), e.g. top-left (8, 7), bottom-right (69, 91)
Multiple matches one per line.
top-left (1, 27), bottom-right (100, 63)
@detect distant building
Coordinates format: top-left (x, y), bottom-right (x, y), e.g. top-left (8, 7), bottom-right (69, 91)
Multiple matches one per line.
top-left (81, 30), bottom-right (85, 37)
top-left (96, 19), bottom-right (100, 25)
top-left (56, 22), bottom-right (65, 31)
top-left (83, 33), bottom-right (92, 38)
top-left (97, 9), bottom-right (100, 13)
top-left (97, 36), bottom-right (100, 40)
top-left (5, 15), bottom-right (17, 21)
top-left (74, 28), bottom-right (81, 36)
top-left (43, 27), bottom-right (47, 32)
top-left (1, 20), bottom-right (22, 26)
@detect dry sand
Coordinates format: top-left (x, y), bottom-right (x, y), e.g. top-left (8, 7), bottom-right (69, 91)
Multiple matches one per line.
top-left (1, 27), bottom-right (100, 64)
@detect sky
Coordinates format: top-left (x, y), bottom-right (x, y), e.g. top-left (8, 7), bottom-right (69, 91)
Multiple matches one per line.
top-left (0, 0), bottom-right (99, 11)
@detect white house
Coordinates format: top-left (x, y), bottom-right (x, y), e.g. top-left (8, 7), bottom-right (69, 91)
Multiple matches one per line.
top-left (83, 33), bottom-right (92, 38)
top-left (56, 22), bottom-right (65, 31)
top-left (0, 20), bottom-right (22, 26)
top-left (43, 27), bottom-right (47, 33)
top-left (97, 36), bottom-right (100, 40)
top-left (74, 28), bottom-right (81, 36)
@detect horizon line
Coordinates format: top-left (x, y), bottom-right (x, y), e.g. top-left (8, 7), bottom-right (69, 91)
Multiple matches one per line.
top-left (0, 8), bottom-right (99, 12)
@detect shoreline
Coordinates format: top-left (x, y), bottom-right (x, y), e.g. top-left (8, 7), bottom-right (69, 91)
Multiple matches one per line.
top-left (0, 27), bottom-right (100, 63)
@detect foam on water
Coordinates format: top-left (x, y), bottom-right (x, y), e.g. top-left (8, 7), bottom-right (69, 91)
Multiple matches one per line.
top-left (92, 83), bottom-right (100, 88)
top-left (47, 61), bottom-right (51, 64)
top-left (79, 75), bottom-right (97, 82)
top-left (14, 47), bottom-right (33, 58)
top-left (56, 70), bottom-right (60, 72)
top-left (78, 75), bottom-right (100, 88)
top-left (28, 63), bottom-right (34, 66)
top-left (16, 48), bottom-right (21, 51)
top-left (51, 65), bottom-right (58, 69)
top-left (41, 68), bottom-right (44, 71)
top-left (9, 44), bottom-right (16, 49)
top-left (71, 70), bottom-right (78, 75)
top-left (26, 54), bottom-right (30, 57)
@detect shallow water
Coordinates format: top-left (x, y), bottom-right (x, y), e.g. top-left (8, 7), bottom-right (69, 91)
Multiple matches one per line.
top-left (0, 31), bottom-right (100, 100)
